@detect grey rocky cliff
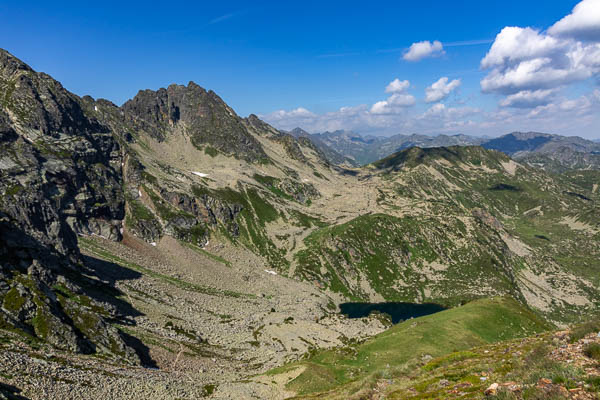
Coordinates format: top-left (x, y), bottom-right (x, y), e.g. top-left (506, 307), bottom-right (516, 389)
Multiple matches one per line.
top-left (0, 49), bottom-right (139, 363)
top-left (0, 48), bottom-right (327, 362)
top-left (122, 82), bottom-right (269, 162)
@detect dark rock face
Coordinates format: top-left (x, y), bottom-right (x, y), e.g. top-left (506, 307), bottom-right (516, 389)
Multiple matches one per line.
top-left (271, 133), bottom-right (309, 163)
top-left (0, 49), bottom-right (281, 361)
top-left (0, 50), bottom-right (124, 241)
top-left (278, 178), bottom-right (320, 204)
top-left (245, 113), bottom-right (278, 136)
top-left (123, 83), bottom-right (268, 162)
top-left (159, 189), bottom-right (244, 242)
top-left (0, 49), bottom-right (139, 363)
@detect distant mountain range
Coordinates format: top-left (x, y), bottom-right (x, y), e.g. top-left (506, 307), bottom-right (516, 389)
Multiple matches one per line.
top-left (483, 132), bottom-right (600, 173)
top-left (288, 127), bottom-right (357, 166)
top-left (288, 128), bottom-right (600, 173)
top-left (482, 131), bottom-right (600, 156)
top-left (287, 129), bottom-right (485, 165)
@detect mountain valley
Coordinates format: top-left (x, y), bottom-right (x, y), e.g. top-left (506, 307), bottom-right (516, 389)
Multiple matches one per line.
top-left (0, 48), bottom-right (599, 399)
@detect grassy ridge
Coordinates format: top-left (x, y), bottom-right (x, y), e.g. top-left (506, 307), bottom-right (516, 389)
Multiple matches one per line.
top-left (267, 297), bottom-right (550, 397)
top-left (294, 213), bottom-right (520, 305)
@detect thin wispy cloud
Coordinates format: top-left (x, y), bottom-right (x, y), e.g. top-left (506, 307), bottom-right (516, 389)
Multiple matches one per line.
top-left (444, 39), bottom-right (494, 46)
top-left (209, 12), bottom-right (236, 25)
top-left (376, 39), bottom-right (493, 54)
top-left (375, 48), bottom-right (404, 54)
top-left (148, 10), bottom-right (245, 36)
top-left (317, 52), bottom-right (361, 58)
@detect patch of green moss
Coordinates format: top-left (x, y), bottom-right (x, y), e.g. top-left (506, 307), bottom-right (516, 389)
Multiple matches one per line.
top-left (128, 199), bottom-right (155, 221)
top-left (141, 171), bottom-right (158, 185)
top-left (1, 287), bottom-right (26, 313)
top-left (182, 242), bottom-right (231, 267)
top-left (204, 146), bottom-right (219, 157)
top-left (164, 321), bottom-right (205, 343)
top-left (31, 306), bottom-right (51, 340)
top-left (5, 184), bottom-right (23, 197)
top-left (289, 210), bottom-right (327, 228)
top-left (144, 185), bottom-right (195, 222)
top-left (202, 384), bottom-right (217, 397)
top-left (247, 189), bottom-right (279, 225)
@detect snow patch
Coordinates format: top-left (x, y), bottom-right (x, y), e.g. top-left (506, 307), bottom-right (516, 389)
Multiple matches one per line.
top-left (264, 269), bottom-right (277, 275)
top-left (138, 189), bottom-right (142, 198)
top-left (150, 242), bottom-right (157, 247)
top-left (192, 171), bottom-right (209, 178)
top-left (94, 105), bottom-right (98, 112)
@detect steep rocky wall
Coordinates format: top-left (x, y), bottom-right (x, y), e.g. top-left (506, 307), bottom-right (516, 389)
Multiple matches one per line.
top-left (0, 50), bottom-right (139, 362)
top-left (122, 82), bottom-right (268, 162)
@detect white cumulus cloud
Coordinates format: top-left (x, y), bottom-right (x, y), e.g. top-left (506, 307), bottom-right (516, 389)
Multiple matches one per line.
top-left (370, 78), bottom-right (416, 114)
top-left (425, 77), bottom-right (461, 103)
top-left (499, 89), bottom-right (556, 108)
top-left (370, 94), bottom-right (416, 114)
top-left (265, 107), bottom-right (316, 121)
top-left (385, 78), bottom-right (411, 93)
top-left (420, 103), bottom-right (479, 120)
top-left (481, 27), bottom-right (562, 70)
top-left (481, 9), bottom-right (600, 98)
top-left (403, 40), bottom-right (444, 61)
top-left (548, 0), bottom-right (600, 41)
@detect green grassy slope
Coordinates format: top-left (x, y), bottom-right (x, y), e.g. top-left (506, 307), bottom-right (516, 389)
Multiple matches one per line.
top-left (354, 317), bottom-right (600, 400)
top-left (294, 213), bottom-right (522, 306)
top-left (294, 146), bottom-right (600, 322)
top-left (268, 297), bottom-right (550, 397)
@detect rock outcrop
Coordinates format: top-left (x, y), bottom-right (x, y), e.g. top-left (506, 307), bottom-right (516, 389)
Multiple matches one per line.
top-left (122, 83), bottom-right (269, 162)
top-left (0, 49), bottom-right (138, 363)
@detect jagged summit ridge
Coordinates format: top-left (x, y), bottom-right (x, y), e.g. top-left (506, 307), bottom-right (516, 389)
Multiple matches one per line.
top-left (122, 81), bottom-right (268, 162)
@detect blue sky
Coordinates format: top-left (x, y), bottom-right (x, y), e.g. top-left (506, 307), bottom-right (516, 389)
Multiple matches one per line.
top-left (1, 1), bottom-right (599, 138)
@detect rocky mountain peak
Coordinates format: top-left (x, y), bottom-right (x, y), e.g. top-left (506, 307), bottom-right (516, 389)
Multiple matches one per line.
top-left (0, 49), bottom-right (34, 77)
top-left (0, 49), bottom-right (138, 362)
top-left (290, 127), bottom-right (310, 137)
top-left (122, 81), bottom-right (268, 162)
top-left (245, 113), bottom-right (279, 136)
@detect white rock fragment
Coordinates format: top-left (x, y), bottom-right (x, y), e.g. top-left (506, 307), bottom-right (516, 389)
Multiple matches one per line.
top-left (138, 189), bottom-right (142, 197)
top-left (151, 242), bottom-right (157, 247)
top-left (264, 269), bottom-right (277, 275)
top-left (192, 171), bottom-right (209, 178)
top-left (484, 383), bottom-right (499, 395)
